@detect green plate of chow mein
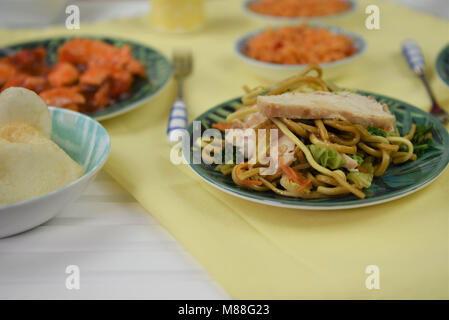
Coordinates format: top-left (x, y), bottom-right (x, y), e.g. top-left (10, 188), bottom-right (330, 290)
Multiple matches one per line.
top-left (185, 67), bottom-right (449, 210)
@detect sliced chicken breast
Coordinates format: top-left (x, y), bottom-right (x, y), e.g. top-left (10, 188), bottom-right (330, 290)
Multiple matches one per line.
top-left (257, 91), bottom-right (396, 131)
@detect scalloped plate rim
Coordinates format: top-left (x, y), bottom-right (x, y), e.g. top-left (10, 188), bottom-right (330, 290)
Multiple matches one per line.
top-left (186, 92), bottom-right (449, 210)
top-left (188, 162), bottom-right (448, 210)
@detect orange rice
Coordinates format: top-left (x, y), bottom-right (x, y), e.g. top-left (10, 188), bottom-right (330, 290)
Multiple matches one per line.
top-left (245, 24), bottom-right (357, 65)
top-left (249, 0), bottom-right (351, 18)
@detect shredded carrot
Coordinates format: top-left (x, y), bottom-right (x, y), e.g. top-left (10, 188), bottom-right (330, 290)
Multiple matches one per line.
top-left (212, 122), bottom-right (232, 131)
top-left (246, 24), bottom-right (356, 65)
top-left (280, 157), bottom-right (311, 190)
top-left (249, 0), bottom-right (351, 18)
top-left (295, 148), bottom-right (305, 164)
top-left (358, 166), bottom-right (367, 173)
top-left (235, 162), bottom-right (263, 186)
top-left (296, 181), bottom-right (311, 192)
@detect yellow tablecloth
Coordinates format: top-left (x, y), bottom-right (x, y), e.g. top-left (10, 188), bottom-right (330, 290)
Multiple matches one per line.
top-left (1, 0), bottom-right (448, 298)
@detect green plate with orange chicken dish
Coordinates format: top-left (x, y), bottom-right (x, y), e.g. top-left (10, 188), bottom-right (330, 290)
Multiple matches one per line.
top-left (186, 66), bottom-right (449, 209)
top-left (0, 36), bottom-right (171, 120)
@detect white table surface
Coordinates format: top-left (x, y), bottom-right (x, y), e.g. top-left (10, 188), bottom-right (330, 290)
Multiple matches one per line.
top-left (0, 0), bottom-right (447, 300)
top-left (0, 172), bottom-right (227, 299)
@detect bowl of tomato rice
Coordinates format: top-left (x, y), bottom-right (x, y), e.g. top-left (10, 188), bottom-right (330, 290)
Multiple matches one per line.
top-left (234, 24), bottom-right (366, 80)
top-left (243, 0), bottom-right (357, 25)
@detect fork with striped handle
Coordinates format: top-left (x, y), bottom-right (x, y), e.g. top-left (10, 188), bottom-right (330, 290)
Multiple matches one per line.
top-left (401, 39), bottom-right (449, 124)
top-left (167, 50), bottom-right (192, 144)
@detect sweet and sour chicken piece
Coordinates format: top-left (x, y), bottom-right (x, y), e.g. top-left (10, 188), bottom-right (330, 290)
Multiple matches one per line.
top-left (48, 62), bottom-right (79, 87)
top-left (39, 87), bottom-right (86, 108)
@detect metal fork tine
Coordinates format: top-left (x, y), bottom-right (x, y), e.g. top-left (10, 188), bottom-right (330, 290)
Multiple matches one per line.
top-left (173, 50), bottom-right (192, 78)
top-left (167, 49), bottom-right (193, 144)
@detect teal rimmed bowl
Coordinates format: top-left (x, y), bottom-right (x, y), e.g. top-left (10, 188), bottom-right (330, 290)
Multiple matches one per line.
top-left (234, 24), bottom-right (366, 81)
top-left (242, 0), bottom-right (358, 26)
top-left (0, 107), bottom-right (110, 238)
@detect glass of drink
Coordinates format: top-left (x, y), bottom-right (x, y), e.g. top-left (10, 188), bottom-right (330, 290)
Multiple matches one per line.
top-left (150, 0), bottom-right (205, 33)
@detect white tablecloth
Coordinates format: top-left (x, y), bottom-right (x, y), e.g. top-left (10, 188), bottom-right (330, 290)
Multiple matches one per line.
top-left (0, 172), bottom-right (227, 299)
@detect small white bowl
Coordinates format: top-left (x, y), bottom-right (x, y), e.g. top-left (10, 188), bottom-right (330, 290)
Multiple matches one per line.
top-left (234, 24), bottom-right (366, 81)
top-left (0, 107), bottom-right (110, 238)
top-left (242, 0), bottom-right (358, 26)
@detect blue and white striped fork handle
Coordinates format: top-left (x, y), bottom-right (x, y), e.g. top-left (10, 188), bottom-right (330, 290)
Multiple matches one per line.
top-left (401, 39), bottom-right (425, 74)
top-left (167, 98), bottom-right (188, 144)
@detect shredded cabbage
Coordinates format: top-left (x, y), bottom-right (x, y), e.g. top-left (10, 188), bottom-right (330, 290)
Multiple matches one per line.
top-left (360, 156), bottom-right (375, 175)
top-left (347, 172), bottom-right (373, 189)
top-left (348, 153), bottom-right (364, 166)
top-left (214, 163), bottom-right (235, 174)
top-left (308, 145), bottom-right (345, 169)
top-left (367, 126), bottom-right (387, 137)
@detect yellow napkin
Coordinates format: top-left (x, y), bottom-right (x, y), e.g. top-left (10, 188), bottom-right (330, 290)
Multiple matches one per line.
top-left (1, 0), bottom-right (448, 298)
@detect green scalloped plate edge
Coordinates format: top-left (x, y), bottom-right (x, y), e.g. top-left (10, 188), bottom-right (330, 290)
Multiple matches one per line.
top-left (436, 44), bottom-right (449, 89)
top-left (185, 91), bottom-right (449, 210)
top-left (0, 35), bottom-right (172, 121)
